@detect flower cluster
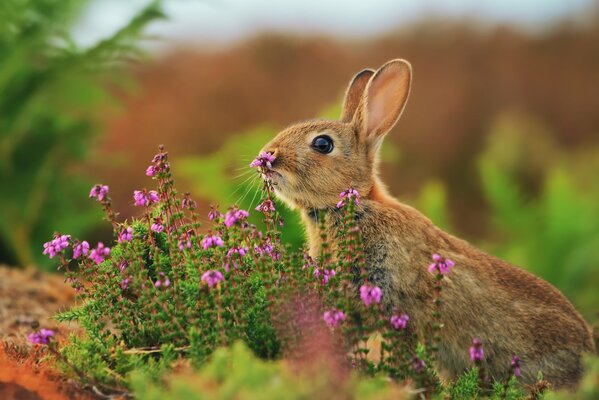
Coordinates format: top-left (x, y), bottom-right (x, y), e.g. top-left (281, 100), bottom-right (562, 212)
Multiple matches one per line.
top-left (224, 208), bottom-right (249, 228)
top-left (202, 234), bottom-right (224, 250)
top-left (28, 328), bottom-right (55, 345)
top-left (336, 188), bottom-right (360, 208)
top-left (249, 151), bottom-right (276, 169)
top-left (428, 253), bottom-right (455, 275)
top-left (89, 184), bottom-right (109, 202)
top-left (42, 234), bottom-right (70, 259)
top-left (323, 309), bottom-right (346, 328)
top-left (390, 313), bottom-right (410, 330)
top-left (133, 189), bottom-right (160, 207)
top-left (360, 284), bottom-right (382, 306)
top-left (314, 267), bottom-right (336, 285)
top-left (72, 241), bottom-right (90, 259)
top-left (118, 227), bottom-right (133, 243)
top-left (201, 270), bottom-right (224, 288)
top-left (511, 356), bottom-right (522, 378)
top-left (90, 242), bottom-right (110, 265)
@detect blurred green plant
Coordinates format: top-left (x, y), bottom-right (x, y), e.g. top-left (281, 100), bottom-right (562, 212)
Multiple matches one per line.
top-left (0, 0), bottom-right (164, 268)
top-left (129, 341), bottom-right (409, 400)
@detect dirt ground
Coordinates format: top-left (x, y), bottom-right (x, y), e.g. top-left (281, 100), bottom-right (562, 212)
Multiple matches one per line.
top-left (0, 266), bottom-right (93, 400)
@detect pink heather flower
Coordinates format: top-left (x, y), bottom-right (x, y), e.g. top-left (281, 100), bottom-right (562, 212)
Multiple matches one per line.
top-left (314, 268), bottom-right (336, 285)
top-left (89, 184), bottom-right (109, 201)
top-left (42, 234), bottom-right (71, 259)
top-left (428, 253), bottom-right (455, 275)
top-left (90, 242), bottom-right (110, 265)
top-left (249, 151), bottom-right (276, 169)
top-left (151, 222), bottom-right (164, 233)
top-left (323, 309), bottom-right (346, 328)
top-left (72, 240), bottom-right (90, 259)
top-left (302, 253), bottom-right (317, 270)
top-left (360, 284), bottom-right (382, 306)
top-left (390, 313), bottom-right (410, 330)
top-left (202, 234), bottom-right (224, 250)
top-left (178, 231), bottom-right (194, 252)
top-left (182, 193), bottom-right (197, 210)
top-left (336, 187), bottom-right (360, 208)
top-left (208, 206), bottom-right (224, 221)
top-left (412, 357), bottom-right (426, 373)
top-left (133, 189), bottom-right (159, 207)
top-left (201, 270), bottom-right (224, 288)
top-left (121, 277), bottom-right (131, 290)
top-left (118, 226), bottom-right (133, 243)
top-left (227, 246), bottom-right (248, 258)
top-left (119, 260), bottom-right (128, 272)
top-left (254, 239), bottom-right (278, 259)
top-left (224, 208), bottom-right (250, 228)
top-left (470, 338), bottom-right (484, 363)
top-left (511, 356), bottom-right (522, 377)
top-left (28, 328), bottom-right (55, 345)
top-left (255, 199), bottom-right (275, 213)
top-left (146, 165), bottom-right (156, 177)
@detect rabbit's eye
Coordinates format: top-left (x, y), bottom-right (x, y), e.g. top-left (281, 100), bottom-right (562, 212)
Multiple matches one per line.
top-left (311, 135), bottom-right (334, 154)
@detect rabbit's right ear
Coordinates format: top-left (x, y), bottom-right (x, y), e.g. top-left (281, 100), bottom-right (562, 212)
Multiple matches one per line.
top-left (340, 69), bottom-right (375, 122)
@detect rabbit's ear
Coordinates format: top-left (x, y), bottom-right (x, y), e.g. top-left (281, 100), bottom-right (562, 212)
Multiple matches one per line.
top-left (359, 59), bottom-right (411, 142)
top-left (340, 69), bottom-right (375, 122)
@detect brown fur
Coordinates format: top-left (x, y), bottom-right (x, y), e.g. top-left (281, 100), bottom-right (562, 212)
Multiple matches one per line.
top-left (258, 59), bottom-right (595, 389)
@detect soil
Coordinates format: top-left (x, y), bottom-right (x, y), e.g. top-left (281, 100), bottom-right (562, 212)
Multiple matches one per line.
top-left (0, 266), bottom-right (93, 400)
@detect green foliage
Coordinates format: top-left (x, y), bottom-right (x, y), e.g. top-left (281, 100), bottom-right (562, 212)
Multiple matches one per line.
top-left (129, 341), bottom-right (408, 400)
top-left (478, 113), bottom-right (599, 317)
top-left (0, 0), bottom-right (164, 268)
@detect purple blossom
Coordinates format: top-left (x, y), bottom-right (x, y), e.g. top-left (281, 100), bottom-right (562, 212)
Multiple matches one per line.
top-left (201, 270), bottom-right (225, 288)
top-left (227, 246), bottom-right (248, 258)
top-left (182, 193), bottom-right (197, 210)
top-left (511, 356), bottom-right (522, 377)
top-left (90, 242), bottom-right (110, 265)
top-left (151, 222), bottom-right (164, 233)
top-left (154, 272), bottom-right (171, 288)
top-left (249, 151), bottom-right (276, 169)
top-left (428, 253), bottom-right (455, 276)
top-left (336, 188), bottom-right (360, 208)
top-left (360, 284), bottom-right (382, 306)
top-left (208, 206), bottom-right (223, 221)
top-left (412, 357), bottom-right (426, 373)
top-left (28, 329), bottom-right (55, 345)
top-left (133, 189), bottom-right (160, 207)
top-left (314, 268), bottom-right (336, 285)
top-left (254, 239), bottom-right (278, 259)
top-left (118, 226), bottom-right (133, 243)
top-left (224, 208), bottom-right (250, 228)
top-left (470, 338), bottom-right (485, 363)
top-left (255, 199), bottom-right (275, 213)
top-left (119, 260), bottom-right (128, 273)
top-left (390, 313), bottom-right (410, 330)
top-left (202, 234), bottom-right (224, 250)
top-left (323, 309), bottom-right (346, 328)
top-left (89, 184), bottom-right (109, 202)
top-left (146, 165), bottom-right (156, 177)
top-left (42, 234), bottom-right (71, 259)
top-left (72, 240), bottom-right (90, 259)
top-left (121, 277), bottom-right (131, 290)
top-left (178, 231), bottom-right (194, 252)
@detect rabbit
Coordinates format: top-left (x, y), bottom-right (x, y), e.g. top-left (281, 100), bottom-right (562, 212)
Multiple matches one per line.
top-left (256, 59), bottom-right (595, 389)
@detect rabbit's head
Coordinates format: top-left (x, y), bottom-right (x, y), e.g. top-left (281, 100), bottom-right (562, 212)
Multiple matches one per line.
top-left (259, 59), bottom-right (412, 210)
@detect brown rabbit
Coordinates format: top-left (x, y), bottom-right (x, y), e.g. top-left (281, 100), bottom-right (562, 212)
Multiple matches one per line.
top-left (257, 59), bottom-right (595, 389)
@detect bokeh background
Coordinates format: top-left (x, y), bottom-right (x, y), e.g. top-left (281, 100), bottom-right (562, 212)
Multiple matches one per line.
top-left (1, 0), bottom-right (598, 322)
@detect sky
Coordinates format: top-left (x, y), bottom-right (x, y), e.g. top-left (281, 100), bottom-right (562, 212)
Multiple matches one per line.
top-left (72, 0), bottom-right (596, 50)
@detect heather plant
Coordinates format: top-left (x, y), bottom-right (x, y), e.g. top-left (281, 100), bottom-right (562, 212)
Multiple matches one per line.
top-left (35, 146), bottom-right (579, 399)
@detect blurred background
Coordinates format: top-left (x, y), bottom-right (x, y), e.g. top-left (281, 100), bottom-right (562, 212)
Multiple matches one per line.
top-left (1, 0), bottom-right (598, 321)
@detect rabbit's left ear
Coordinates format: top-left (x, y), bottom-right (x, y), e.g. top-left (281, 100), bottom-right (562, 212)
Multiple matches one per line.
top-left (359, 59), bottom-right (412, 142)
top-left (340, 69), bottom-right (375, 122)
